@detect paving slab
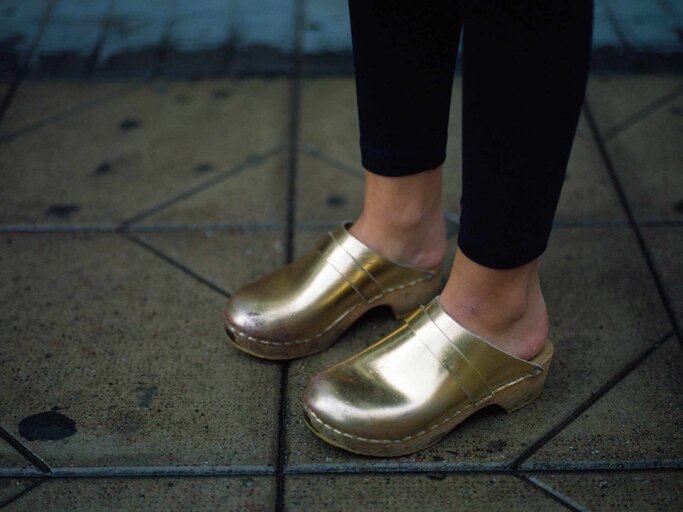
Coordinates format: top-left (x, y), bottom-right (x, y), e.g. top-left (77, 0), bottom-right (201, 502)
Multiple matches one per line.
top-left (285, 473), bottom-right (562, 511)
top-left (298, 78), bottom-right (624, 223)
top-left (532, 471), bottom-right (683, 511)
top-left (298, 77), bottom-right (462, 215)
top-left (0, 479), bottom-right (34, 506)
top-left (601, 88), bottom-right (683, 222)
top-left (4, 477), bottom-right (275, 511)
top-left (0, 0), bottom-right (51, 78)
top-left (0, 233), bottom-right (280, 468)
top-left (586, 75), bottom-right (683, 138)
top-left (0, 437), bottom-right (33, 470)
top-left (603, 0), bottom-right (681, 52)
top-left (137, 152), bottom-right (287, 226)
top-left (524, 337), bottom-right (683, 468)
top-left (229, 0), bottom-right (295, 75)
top-left (285, 227), bottom-right (670, 469)
top-left (0, 79), bottom-right (288, 225)
top-left (94, 1), bottom-right (174, 78)
top-left (133, 229), bottom-right (286, 296)
top-left (295, 151), bottom-right (363, 226)
top-left (157, 0), bottom-right (234, 76)
top-left (0, 81), bottom-right (135, 138)
top-left (28, 0), bottom-right (110, 78)
top-left (642, 226), bottom-right (683, 325)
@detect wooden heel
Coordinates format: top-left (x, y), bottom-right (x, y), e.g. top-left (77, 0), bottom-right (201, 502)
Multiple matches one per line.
top-left (495, 364), bottom-right (550, 413)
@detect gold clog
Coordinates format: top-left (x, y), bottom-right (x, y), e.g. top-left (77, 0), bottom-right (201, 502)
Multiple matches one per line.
top-left (302, 296), bottom-right (554, 457)
top-left (223, 222), bottom-right (443, 360)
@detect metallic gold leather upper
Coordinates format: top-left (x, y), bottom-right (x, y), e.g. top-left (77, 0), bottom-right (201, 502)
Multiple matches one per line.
top-left (303, 296), bottom-right (545, 440)
top-left (224, 222), bottom-right (439, 344)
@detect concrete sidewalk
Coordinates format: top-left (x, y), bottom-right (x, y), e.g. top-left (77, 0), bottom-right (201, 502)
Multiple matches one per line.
top-left (1, 1), bottom-right (682, 511)
top-left (0, 72), bottom-right (681, 511)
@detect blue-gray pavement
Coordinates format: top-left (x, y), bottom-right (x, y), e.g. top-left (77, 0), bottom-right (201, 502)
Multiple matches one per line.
top-left (0, 0), bottom-right (682, 78)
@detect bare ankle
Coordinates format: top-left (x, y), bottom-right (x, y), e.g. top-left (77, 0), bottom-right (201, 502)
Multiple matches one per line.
top-left (439, 248), bottom-right (548, 360)
top-left (349, 166), bottom-right (447, 270)
top-left (350, 212), bottom-right (446, 270)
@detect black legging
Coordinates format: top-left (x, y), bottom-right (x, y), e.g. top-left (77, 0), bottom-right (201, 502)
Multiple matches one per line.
top-left (348, 0), bottom-right (594, 269)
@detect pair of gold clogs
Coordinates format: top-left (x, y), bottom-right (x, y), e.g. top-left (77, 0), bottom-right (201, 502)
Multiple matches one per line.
top-left (224, 222), bottom-right (553, 457)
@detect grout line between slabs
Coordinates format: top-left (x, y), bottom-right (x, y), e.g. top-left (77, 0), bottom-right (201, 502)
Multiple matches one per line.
top-left (518, 474), bottom-right (588, 512)
top-left (275, 1), bottom-right (306, 511)
top-left (0, 478), bottom-right (46, 510)
top-left (82, 0), bottom-right (117, 79)
top-left (584, 102), bottom-right (683, 350)
top-left (0, 0), bottom-right (58, 125)
top-left (510, 331), bottom-right (675, 468)
top-left (124, 233), bottom-right (232, 298)
top-left (1, 462), bottom-right (680, 480)
top-left (600, 0), bottom-right (634, 52)
top-left (602, 83), bottom-right (683, 141)
top-left (3, 218), bottom-right (683, 236)
top-left (118, 146), bottom-right (284, 229)
top-left (0, 426), bottom-right (51, 474)
top-left (0, 82), bottom-right (144, 145)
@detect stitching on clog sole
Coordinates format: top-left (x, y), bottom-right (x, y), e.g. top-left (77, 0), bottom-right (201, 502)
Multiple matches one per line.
top-left (303, 372), bottom-right (541, 444)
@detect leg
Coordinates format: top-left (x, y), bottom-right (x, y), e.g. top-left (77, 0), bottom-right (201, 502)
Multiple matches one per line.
top-left (346, 0), bottom-right (462, 271)
top-left (440, 0), bottom-right (594, 358)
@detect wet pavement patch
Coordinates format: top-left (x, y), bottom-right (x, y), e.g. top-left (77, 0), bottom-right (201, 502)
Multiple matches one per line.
top-left (119, 118), bottom-right (141, 131)
top-left (19, 410), bottom-right (77, 441)
top-left (45, 204), bottom-right (80, 218)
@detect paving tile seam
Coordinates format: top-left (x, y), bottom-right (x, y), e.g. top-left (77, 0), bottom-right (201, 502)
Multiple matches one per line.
top-left (0, 466), bottom-right (275, 479)
top-left (80, 0), bottom-right (117, 79)
top-left (283, 461), bottom-right (683, 476)
top-left (0, 478), bottom-right (46, 510)
top-left (125, 233), bottom-right (232, 298)
top-left (1, 462), bottom-right (680, 480)
top-left (120, 145), bottom-right (285, 229)
top-left (584, 102), bottom-right (683, 350)
top-left (601, 82), bottom-right (683, 141)
top-left (601, 0), bottom-right (637, 52)
top-left (520, 474), bottom-right (588, 512)
top-left (299, 147), bottom-right (364, 180)
top-left (275, 3), bottom-right (306, 511)
top-left (0, 0), bottom-right (59, 125)
top-left (0, 82), bottom-right (144, 146)
top-left (0, 426), bottom-right (51, 474)
top-left (2, 219), bottom-right (665, 235)
top-left (0, 222), bottom-right (287, 234)
top-left (511, 331), bottom-right (676, 469)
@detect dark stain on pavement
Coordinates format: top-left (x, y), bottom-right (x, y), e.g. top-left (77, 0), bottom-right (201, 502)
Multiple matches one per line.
top-left (193, 162), bottom-right (215, 173)
top-left (19, 410), bottom-right (77, 441)
top-left (94, 162), bottom-right (111, 175)
top-left (46, 204), bottom-right (80, 218)
top-left (119, 118), bottom-right (141, 131)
